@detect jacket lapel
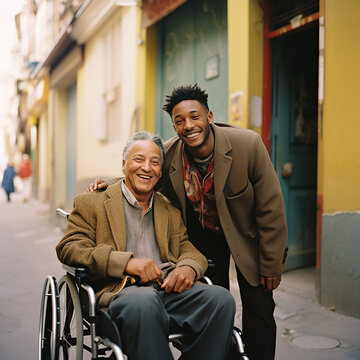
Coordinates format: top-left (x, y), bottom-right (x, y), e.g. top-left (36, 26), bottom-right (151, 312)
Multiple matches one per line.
top-left (169, 126), bottom-right (232, 216)
top-left (104, 182), bottom-right (127, 251)
top-left (212, 124), bottom-right (232, 205)
top-left (169, 141), bottom-right (187, 220)
top-left (153, 194), bottom-right (170, 260)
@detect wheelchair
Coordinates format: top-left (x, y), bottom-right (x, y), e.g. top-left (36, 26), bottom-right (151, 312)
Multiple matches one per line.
top-left (38, 209), bottom-right (249, 360)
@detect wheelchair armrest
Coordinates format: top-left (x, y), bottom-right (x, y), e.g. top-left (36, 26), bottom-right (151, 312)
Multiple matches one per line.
top-left (62, 264), bottom-right (91, 279)
top-left (199, 276), bottom-right (213, 285)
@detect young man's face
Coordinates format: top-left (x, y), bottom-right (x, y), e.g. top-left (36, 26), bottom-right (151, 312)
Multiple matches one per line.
top-left (171, 100), bottom-right (214, 156)
top-left (122, 140), bottom-right (162, 199)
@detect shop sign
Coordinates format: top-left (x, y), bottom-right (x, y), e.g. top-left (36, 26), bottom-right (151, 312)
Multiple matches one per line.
top-left (142, 0), bottom-right (188, 28)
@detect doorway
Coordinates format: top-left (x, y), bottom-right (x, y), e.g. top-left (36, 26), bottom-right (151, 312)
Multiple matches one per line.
top-left (271, 25), bottom-right (319, 270)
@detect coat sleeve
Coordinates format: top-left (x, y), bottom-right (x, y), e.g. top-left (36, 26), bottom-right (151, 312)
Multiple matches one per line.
top-left (250, 134), bottom-right (288, 277)
top-left (105, 177), bottom-right (121, 186)
top-left (56, 194), bottom-right (132, 278)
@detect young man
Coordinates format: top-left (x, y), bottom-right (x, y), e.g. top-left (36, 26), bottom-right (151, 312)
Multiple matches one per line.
top-left (57, 131), bottom-right (235, 360)
top-left (89, 85), bottom-right (288, 360)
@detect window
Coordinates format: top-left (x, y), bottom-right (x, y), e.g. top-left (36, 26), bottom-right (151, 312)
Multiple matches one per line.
top-left (96, 18), bottom-right (122, 142)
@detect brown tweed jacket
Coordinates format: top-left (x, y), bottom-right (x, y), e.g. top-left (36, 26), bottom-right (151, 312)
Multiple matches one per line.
top-left (56, 180), bottom-right (208, 307)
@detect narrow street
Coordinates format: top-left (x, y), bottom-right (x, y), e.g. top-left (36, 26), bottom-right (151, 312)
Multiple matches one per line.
top-left (0, 192), bottom-right (64, 360)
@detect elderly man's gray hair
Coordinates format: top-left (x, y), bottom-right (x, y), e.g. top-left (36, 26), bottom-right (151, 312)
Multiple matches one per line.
top-left (123, 131), bottom-right (165, 165)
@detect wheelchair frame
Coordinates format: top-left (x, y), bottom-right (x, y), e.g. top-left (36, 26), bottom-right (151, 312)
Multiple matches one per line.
top-left (38, 209), bottom-right (249, 360)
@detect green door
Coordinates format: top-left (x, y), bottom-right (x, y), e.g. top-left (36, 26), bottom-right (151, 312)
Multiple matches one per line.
top-left (156, 0), bottom-right (228, 139)
top-left (271, 26), bottom-right (318, 270)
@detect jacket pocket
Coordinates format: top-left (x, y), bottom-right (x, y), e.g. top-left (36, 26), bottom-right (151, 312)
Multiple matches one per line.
top-left (224, 181), bottom-right (257, 239)
top-left (225, 181), bottom-right (249, 199)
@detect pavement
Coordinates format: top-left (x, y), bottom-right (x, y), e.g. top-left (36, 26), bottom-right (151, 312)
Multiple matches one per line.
top-left (0, 190), bottom-right (360, 359)
top-left (229, 256), bottom-right (360, 359)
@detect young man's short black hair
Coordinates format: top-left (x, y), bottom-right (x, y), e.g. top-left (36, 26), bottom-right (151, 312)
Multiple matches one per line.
top-left (162, 84), bottom-right (209, 116)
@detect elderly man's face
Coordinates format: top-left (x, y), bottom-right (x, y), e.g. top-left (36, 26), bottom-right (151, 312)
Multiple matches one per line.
top-left (122, 140), bottom-right (162, 199)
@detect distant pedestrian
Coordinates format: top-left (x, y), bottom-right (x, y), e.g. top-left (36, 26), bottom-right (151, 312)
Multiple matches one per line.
top-left (1, 162), bottom-right (17, 202)
top-left (18, 154), bottom-right (33, 202)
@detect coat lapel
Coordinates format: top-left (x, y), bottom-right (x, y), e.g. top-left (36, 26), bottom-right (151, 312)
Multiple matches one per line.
top-left (212, 124), bottom-right (232, 205)
top-left (104, 182), bottom-right (127, 251)
top-left (169, 141), bottom-right (187, 220)
top-left (153, 194), bottom-right (170, 260)
top-left (168, 126), bottom-right (232, 217)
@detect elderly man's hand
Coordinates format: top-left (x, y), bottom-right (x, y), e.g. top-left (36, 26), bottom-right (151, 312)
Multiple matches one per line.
top-left (260, 274), bottom-right (281, 292)
top-left (125, 258), bottom-right (162, 284)
top-left (161, 266), bottom-right (195, 294)
top-left (86, 179), bottom-right (107, 192)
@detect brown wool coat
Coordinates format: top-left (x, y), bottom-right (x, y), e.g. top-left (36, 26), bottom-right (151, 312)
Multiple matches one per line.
top-left (158, 123), bottom-right (288, 286)
top-left (56, 181), bottom-right (208, 307)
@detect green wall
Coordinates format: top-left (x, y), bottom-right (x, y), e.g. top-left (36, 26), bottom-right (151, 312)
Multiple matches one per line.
top-left (155, 0), bottom-right (228, 140)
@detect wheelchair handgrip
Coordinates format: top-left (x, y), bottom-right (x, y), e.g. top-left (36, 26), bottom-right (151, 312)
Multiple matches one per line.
top-left (56, 208), bottom-right (70, 219)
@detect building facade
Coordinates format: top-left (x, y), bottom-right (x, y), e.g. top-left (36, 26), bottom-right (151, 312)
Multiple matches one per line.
top-left (15, 0), bottom-right (139, 209)
top-left (10, 0), bottom-right (360, 317)
top-left (136, 0), bottom-right (360, 317)
top-left (318, 0), bottom-right (360, 318)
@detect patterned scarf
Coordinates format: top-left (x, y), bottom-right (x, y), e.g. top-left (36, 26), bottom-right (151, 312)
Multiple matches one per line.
top-left (182, 145), bottom-right (221, 232)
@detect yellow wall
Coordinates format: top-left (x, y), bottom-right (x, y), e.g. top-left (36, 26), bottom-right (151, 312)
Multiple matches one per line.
top-left (228, 0), bottom-right (264, 130)
top-left (323, 0), bottom-right (360, 212)
top-left (143, 25), bottom-right (157, 133)
top-left (27, 77), bottom-right (52, 202)
top-left (37, 113), bottom-right (48, 201)
top-left (135, 7), bottom-right (146, 131)
top-left (51, 90), bottom-right (67, 208)
top-left (228, 0), bottom-right (249, 127)
top-left (135, 6), bottom-right (157, 133)
top-left (248, 0), bottom-right (264, 134)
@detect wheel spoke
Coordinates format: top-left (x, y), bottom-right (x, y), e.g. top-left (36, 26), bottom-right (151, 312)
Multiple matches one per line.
top-left (38, 276), bottom-right (60, 360)
top-left (58, 275), bottom-right (83, 360)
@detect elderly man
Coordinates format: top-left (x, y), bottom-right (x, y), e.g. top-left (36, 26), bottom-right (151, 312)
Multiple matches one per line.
top-left (56, 131), bottom-right (235, 360)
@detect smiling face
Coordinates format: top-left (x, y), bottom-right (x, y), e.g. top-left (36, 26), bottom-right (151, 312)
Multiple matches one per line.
top-left (122, 140), bottom-right (162, 201)
top-left (171, 100), bottom-right (214, 158)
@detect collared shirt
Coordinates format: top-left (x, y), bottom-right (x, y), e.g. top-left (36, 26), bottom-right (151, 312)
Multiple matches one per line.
top-left (121, 181), bottom-right (162, 265)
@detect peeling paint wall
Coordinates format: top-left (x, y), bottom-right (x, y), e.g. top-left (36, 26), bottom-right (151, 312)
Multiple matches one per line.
top-left (319, 0), bottom-right (360, 318)
top-left (321, 212), bottom-right (360, 317)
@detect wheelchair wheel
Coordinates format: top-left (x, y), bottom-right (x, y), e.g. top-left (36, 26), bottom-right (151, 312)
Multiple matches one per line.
top-left (38, 276), bottom-right (60, 360)
top-left (231, 327), bottom-right (249, 360)
top-left (58, 275), bottom-right (84, 360)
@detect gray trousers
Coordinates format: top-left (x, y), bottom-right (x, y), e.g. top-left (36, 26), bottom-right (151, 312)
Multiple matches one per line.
top-left (108, 283), bottom-right (235, 360)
